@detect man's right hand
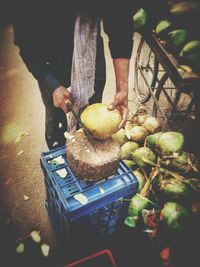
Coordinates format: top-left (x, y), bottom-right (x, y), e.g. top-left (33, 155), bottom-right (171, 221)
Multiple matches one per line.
top-left (52, 86), bottom-right (72, 113)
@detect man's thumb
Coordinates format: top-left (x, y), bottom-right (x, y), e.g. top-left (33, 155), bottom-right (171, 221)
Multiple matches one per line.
top-left (108, 101), bottom-right (117, 110)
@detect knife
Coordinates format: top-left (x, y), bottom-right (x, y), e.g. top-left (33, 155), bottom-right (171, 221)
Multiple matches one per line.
top-left (65, 100), bottom-right (97, 152)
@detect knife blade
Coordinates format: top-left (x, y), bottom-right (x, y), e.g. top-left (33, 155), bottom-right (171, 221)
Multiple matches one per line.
top-left (66, 100), bottom-right (97, 152)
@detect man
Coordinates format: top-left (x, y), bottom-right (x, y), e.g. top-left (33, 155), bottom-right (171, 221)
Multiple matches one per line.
top-left (12, 0), bottom-right (134, 149)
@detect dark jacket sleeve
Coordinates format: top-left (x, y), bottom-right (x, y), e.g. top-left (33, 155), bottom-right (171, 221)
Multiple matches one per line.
top-left (12, 14), bottom-right (61, 94)
top-left (102, 0), bottom-right (134, 59)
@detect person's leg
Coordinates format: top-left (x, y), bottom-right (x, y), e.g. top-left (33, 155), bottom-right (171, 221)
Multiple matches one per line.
top-left (38, 80), bottom-right (67, 149)
top-left (89, 35), bottom-right (106, 104)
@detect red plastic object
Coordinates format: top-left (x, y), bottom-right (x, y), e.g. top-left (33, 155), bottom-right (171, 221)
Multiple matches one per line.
top-left (65, 249), bottom-right (117, 267)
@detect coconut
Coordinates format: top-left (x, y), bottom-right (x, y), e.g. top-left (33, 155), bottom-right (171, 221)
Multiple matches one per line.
top-left (124, 216), bottom-right (138, 228)
top-left (132, 147), bottom-right (157, 168)
top-left (133, 8), bottom-right (148, 30)
top-left (112, 128), bottom-right (128, 146)
top-left (128, 194), bottom-right (149, 217)
top-left (123, 159), bottom-right (136, 170)
top-left (156, 131), bottom-right (184, 155)
top-left (133, 170), bottom-right (146, 192)
top-left (80, 103), bottom-right (121, 140)
top-left (129, 126), bottom-right (148, 143)
top-left (145, 132), bottom-right (163, 150)
top-left (155, 20), bottom-right (172, 37)
top-left (159, 178), bottom-right (189, 203)
top-left (143, 116), bottom-right (162, 134)
top-left (121, 141), bottom-right (140, 160)
top-left (136, 114), bottom-right (149, 125)
top-left (161, 202), bottom-right (189, 231)
top-left (161, 151), bottom-right (199, 173)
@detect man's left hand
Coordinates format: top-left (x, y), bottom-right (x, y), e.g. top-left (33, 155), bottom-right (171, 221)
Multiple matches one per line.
top-left (108, 90), bottom-right (128, 129)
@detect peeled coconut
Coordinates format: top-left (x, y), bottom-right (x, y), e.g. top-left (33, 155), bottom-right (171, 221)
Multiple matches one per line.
top-left (121, 141), bottom-right (140, 160)
top-left (136, 114), bottom-right (149, 125)
top-left (161, 202), bottom-right (189, 231)
top-left (123, 160), bottom-right (136, 170)
top-left (80, 103), bottom-right (121, 140)
top-left (143, 116), bottom-right (162, 134)
top-left (132, 147), bottom-right (157, 168)
top-left (129, 126), bottom-right (148, 143)
top-left (133, 170), bottom-right (146, 192)
top-left (145, 132), bottom-right (163, 150)
top-left (112, 128), bottom-right (128, 146)
top-left (156, 131), bottom-right (184, 155)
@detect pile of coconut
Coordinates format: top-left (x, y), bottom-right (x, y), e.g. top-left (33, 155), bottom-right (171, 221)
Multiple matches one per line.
top-left (111, 109), bottom-right (200, 234)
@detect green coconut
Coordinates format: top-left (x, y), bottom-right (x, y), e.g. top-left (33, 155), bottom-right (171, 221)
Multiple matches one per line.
top-left (124, 216), bottom-right (138, 228)
top-left (133, 170), bottom-right (146, 192)
top-left (112, 128), bottom-right (128, 146)
top-left (156, 131), bottom-right (184, 155)
top-left (121, 141), bottom-right (140, 160)
top-left (161, 202), bottom-right (189, 231)
top-left (179, 40), bottom-right (200, 65)
top-left (125, 193), bottom-right (150, 228)
top-left (133, 8), bottom-right (148, 31)
top-left (145, 132), bottom-right (163, 150)
top-left (128, 194), bottom-right (149, 217)
top-left (167, 29), bottom-right (188, 47)
top-left (132, 147), bottom-right (157, 168)
top-left (161, 151), bottom-right (199, 173)
top-left (159, 178), bottom-right (189, 203)
top-left (123, 160), bottom-right (136, 170)
top-left (155, 20), bottom-right (172, 37)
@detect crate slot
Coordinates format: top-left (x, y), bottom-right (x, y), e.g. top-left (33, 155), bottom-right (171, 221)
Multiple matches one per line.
top-left (61, 183), bottom-right (81, 198)
top-left (78, 179), bottom-right (95, 190)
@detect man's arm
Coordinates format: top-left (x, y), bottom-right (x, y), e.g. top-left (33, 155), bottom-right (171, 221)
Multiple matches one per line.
top-left (102, 0), bottom-right (134, 128)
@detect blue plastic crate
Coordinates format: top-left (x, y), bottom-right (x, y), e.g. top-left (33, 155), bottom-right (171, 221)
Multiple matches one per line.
top-left (41, 146), bottom-right (139, 241)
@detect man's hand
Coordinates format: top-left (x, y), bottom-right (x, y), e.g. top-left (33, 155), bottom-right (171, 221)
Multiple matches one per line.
top-left (108, 90), bottom-right (128, 129)
top-left (109, 58), bottom-right (130, 129)
top-left (52, 86), bottom-right (72, 113)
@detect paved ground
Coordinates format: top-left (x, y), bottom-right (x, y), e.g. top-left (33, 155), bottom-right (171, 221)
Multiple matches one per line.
top-left (0, 21), bottom-right (144, 267)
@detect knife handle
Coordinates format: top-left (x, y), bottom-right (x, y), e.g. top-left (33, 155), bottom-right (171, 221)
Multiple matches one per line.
top-left (65, 99), bottom-right (73, 113)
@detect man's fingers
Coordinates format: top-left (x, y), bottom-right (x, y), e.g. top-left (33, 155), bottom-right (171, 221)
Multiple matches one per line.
top-left (118, 107), bottom-right (128, 129)
top-left (62, 104), bottom-right (67, 113)
top-left (108, 103), bottom-right (115, 110)
top-left (118, 120), bottom-right (125, 130)
top-left (64, 91), bottom-right (72, 101)
top-left (123, 106), bottom-right (129, 119)
top-left (108, 98), bottom-right (119, 110)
